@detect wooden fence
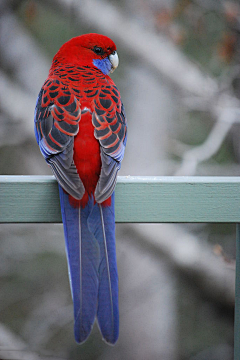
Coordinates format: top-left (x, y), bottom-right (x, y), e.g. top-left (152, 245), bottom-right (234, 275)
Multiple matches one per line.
top-left (1, 175), bottom-right (240, 358)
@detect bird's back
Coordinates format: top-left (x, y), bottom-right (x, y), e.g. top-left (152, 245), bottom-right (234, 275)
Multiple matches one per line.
top-left (49, 65), bottom-right (116, 207)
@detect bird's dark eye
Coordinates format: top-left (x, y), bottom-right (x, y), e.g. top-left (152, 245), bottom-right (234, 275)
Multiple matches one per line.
top-left (93, 46), bottom-right (104, 55)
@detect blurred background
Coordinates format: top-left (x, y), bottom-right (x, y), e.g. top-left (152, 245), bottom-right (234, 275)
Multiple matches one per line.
top-left (0, 0), bottom-right (240, 359)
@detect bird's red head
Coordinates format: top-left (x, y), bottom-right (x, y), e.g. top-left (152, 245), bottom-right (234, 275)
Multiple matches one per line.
top-left (51, 33), bottom-right (119, 75)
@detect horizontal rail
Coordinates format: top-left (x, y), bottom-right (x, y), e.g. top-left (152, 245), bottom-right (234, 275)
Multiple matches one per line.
top-left (1, 175), bottom-right (240, 358)
top-left (1, 175), bottom-right (240, 223)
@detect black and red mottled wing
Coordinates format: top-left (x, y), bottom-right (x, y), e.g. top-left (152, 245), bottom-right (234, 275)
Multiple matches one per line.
top-left (92, 84), bottom-right (127, 203)
top-left (34, 78), bottom-right (84, 199)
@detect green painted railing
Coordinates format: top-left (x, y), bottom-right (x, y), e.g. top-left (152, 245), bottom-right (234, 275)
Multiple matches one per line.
top-left (0, 175), bottom-right (240, 357)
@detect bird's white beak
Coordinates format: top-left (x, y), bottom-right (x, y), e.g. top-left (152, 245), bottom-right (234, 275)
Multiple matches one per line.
top-left (109, 51), bottom-right (119, 73)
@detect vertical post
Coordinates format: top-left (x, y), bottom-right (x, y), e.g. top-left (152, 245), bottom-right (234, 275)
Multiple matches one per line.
top-left (235, 224), bottom-right (240, 359)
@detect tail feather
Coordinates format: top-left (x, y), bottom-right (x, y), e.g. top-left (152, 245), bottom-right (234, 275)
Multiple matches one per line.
top-left (88, 193), bottom-right (119, 344)
top-left (58, 185), bottom-right (99, 343)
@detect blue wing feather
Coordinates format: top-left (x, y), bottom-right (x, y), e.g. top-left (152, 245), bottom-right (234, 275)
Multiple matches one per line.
top-left (93, 94), bottom-right (127, 203)
top-left (34, 82), bottom-right (84, 200)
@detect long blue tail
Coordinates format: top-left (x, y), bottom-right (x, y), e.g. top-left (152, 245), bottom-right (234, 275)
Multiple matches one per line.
top-left (58, 186), bottom-right (119, 344)
top-left (88, 193), bottom-right (119, 344)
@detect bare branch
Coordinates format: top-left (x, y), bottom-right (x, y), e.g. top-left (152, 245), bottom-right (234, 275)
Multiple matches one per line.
top-left (125, 224), bottom-right (235, 308)
top-left (0, 322), bottom-right (39, 360)
top-left (0, 11), bottom-right (49, 95)
top-left (0, 70), bottom-right (35, 145)
top-left (175, 95), bottom-right (240, 175)
top-left (41, 0), bottom-right (217, 97)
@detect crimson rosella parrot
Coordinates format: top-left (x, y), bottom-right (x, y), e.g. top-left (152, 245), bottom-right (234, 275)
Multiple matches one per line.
top-left (34, 33), bottom-right (127, 344)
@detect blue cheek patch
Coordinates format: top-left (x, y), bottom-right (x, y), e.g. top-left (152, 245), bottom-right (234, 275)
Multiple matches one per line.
top-left (93, 58), bottom-right (112, 75)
